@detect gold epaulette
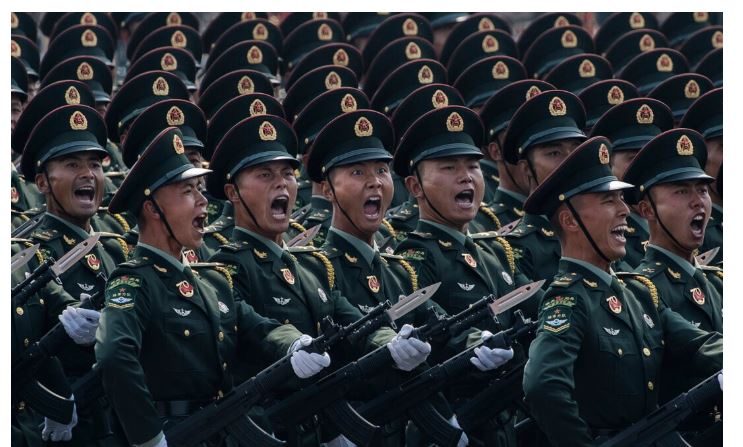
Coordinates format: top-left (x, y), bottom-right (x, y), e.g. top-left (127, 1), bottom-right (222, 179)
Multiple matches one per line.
top-left (397, 258), bottom-right (418, 291)
top-left (381, 219), bottom-right (397, 239)
top-left (496, 236), bottom-right (516, 274)
top-left (111, 212), bottom-right (131, 233)
top-left (213, 265), bottom-right (234, 290)
top-left (479, 203), bottom-right (502, 229)
top-left (311, 251), bottom-right (335, 289)
top-left (715, 271), bottom-right (723, 280)
top-left (115, 237), bottom-right (129, 258)
top-left (290, 221), bottom-right (307, 234)
top-left (212, 232), bottom-right (230, 246)
top-left (22, 240), bottom-right (45, 264)
top-left (631, 275), bottom-right (659, 309)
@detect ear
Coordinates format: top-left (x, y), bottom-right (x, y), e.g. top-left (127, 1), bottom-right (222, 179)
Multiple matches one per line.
top-left (557, 206), bottom-right (579, 234)
top-left (487, 141), bottom-right (502, 161)
top-left (301, 153), bottom-right (310, 168)
top-left (636, 196), bottom-right (655, 221)
top-left (141, 200), bottom-right (160, 221)
top-left (517, 159), bottom-right (534, 187)
top-left (35, 172), bottom-right (49, 194)
top-left (321, 180), bottom-right (334, 201)
top-left (404, 174), bottom-right (423, 199)
top-left (224, 183), bottom-right (239, 204)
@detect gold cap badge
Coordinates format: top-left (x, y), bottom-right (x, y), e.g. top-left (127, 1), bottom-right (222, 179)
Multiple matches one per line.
top-left (313, 12), bottom-right (328, 19)
top-left (250, 99), bottom-right (266, 116)
top-left (166, 106), bottom-right (185, 126)
top-left (76, 62), bottom-right (94, 80)
top-left (81, 12), bottom-right (97, 25)
top-left (10, 39), bottom-right (20, 57)
top-left (554, 15), bottom-right (570, 27)
top-left (11, 12), bottom-right (18, 28)
top-left (81, 29), bottom-right (97, 47)
top-left (548, 97), bottom-right (567, 116)
top-left (171, 30), bottom-right (187, 48)
top-left (712, 31), bottom-right (723, 48)
top-left (153, 77), bottom-right (170, 96)
top-left (526, 85), bottom-right (542, 100)
top-left (629, 12), bottom-right (645, 28)
top-left (237, 76), bottom-right (254, 95)
top-left (482, 34), bottom-right (499, 53)
top-left (161, 53), bottom-right (178, 71)
top-left (354, 117), bottom-right (373, 137)
top-left (65, 86), bottom-right (81, 105)
top-left (325, 71), bottom-right (341, 89)
top-left (579, 59), bottom-right (596, 78)
top-left (639, 34), bottom-right (656, 52)
top-left (405, 42), bottom-right (421, 60)
top-left (253, 23), bottom-right (268, 40)
top-left (446, 112), bottom-right (464, 132)
top-left (332, 48), bottom-right (349, 66)
top-left (167, 12), bottom-right (182, 26)
top-left (561, 30), bottom-right (577, 48)
top-left (478, 17), bottom-right (495, 31)
top-left (173, 134), bottom-right (185, 154)
top-left (247, 46), bottom-right (263, 64)
top-left (417, 65), bottom-right (433, 84)
top-left (318, 23), bottom-right (333, 41)
top-left (241, 12), bottom-right (256, 21)
top-left (259, 121), bottom-right (277, 140)
top-left (676, 135), bottom-right (694, 155)
top-left (70, 111), bottom-right (88, 130)
top-left (599, 143), bottom-right (610, 164)
top-left (340, 94), bottom-right (357, 113)
top-left (656, 53), bottom-right (673, 72)
top-left (432, 90), bottom-right (449, 108)
top-left (492, 61), bottom-right (509, 79)
top-left (636, 104), bottom-right (654, 124)
top-left (403, 18), bottom-right (418, 36)
top-left (684, 80), bottom-right (700, 99)
top-left (607, 86), bottom-right (625, 105)
top-left (693, 12), bottom-right (709, 23)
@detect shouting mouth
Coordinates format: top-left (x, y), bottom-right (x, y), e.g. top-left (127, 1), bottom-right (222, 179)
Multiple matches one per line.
top-left (610, 224), bottom-right (628, 244)
top-left (363, 196), bottom-right (382, 219)
top-left (270, 195), bottom-right (289, 220)
top-left (690, 212), bottom-right (706, 238)
top-left (455, 189), bottom-right (475, 209)
top-left (74, 185), bottom-right (96, 204)
top-left (192, 213), bottom-right (207, 234)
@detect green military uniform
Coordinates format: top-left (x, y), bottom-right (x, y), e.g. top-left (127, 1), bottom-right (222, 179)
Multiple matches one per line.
top-left (11, 166), bottom-right (44, 213)
top-left (488, 187), bottom-right (526, 226)
top-left (521, 135), bottom-right (722, 447)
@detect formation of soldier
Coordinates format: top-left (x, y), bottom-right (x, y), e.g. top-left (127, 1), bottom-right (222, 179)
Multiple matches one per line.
top-left (10, 11), bottom-right (723, 447)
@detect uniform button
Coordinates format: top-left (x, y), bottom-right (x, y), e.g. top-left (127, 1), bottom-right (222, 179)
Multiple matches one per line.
top-left (648, 381), bottom-right (654, 391)
top-left (284, 319), bottom-right (290, 324)
top-left (184, 329), bottom-right (190, 337)
top-left (617, 348), bottom-right (623, 356)
top-left (18, 401), bottom-right (25, 411)
top-left (223, 362), bottom-right (228, 370)
top-left (661, 339), bottom-right (665, 346)
top-left (16, 307), bottom-right (24, 316)
top-left (234, 325), bottom-right (238, 332)
top-left (218, 331), bottom-right (224, 341)
top-left (39, 299), bottom-right (44, 305)
top-left (643, 347), bottom-right (651, 357)
top-left (218, 390), bottom-right (224, 398)
top-left (23, 338), bottom-right (29, 347)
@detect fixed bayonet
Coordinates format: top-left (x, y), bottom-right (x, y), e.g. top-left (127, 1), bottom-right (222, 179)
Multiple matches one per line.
top-left (287, 224), bottom-right (321, 247)
top-left (11, 243), bottom-right (40, 274)
top-left (695, 247), bottom-right (719, 266)
top-left (488, 280), bottom-right (545, 317)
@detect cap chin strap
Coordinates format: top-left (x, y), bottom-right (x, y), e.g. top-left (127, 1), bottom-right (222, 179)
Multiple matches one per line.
top-left (495, 140), bottom-right (521, 190)
top-left (149, 197), bottom-right (186, 249)
top-left (233, 181), bottom-right (264, 234)
top-left (525, 158), bottom-right (541, 191)
top-left (327, 176), bottom-right (366, 239)
top-left (43, 171), bottom-right (75, 223)
top-left (646, 191), bottom-right (690, 256)
top-left (414, 167), bottom-right (462, 230)
top-left (564, 198), bottom-right (612, 265)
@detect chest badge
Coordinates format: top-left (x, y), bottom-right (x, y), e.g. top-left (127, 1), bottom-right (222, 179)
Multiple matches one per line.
top-left (218, 301), bottom-right (230, 313)
top-left (367, 275), bottom-right (381, 293)
top-left (318, 288), bottom-right (328, 303)
top-left (183, 249), bottom-right (198, 263)
top-left (603, 327), bottom-right (620, 336)
top-left (177, 280), bottom-right (194, 298)
top-left (273, 296), bottom-right (291, 306)
top-left (458, 282), bottom-right (475, 291)
top-left (643, 313), bottom-right (655, 328)
top-left (77, 283), bottom-right (94, 292)
top-left (690, 287), bottom-right (705, 305)
top-left (462, 253), bottom-right (477, 268)
top-left (501, 271), bottom-right (513, 285)
top-left (359, 304), bottom-right (375, 313)
top-left (85, 253), bottom-right (100, 271)
top-left (11, 186), bottom-right (19, 203)
top-left (606, 295), bottom-right (622, 314)
top-left (173, 308), bottom-right (192, 317)
top-left (281, 268), bottom-right (295, 285)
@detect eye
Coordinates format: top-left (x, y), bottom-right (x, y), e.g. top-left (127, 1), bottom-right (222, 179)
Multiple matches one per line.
top-left (351, 168), bottom-right (363, 176)
top-left (377, 166), bottom-right (389, 174)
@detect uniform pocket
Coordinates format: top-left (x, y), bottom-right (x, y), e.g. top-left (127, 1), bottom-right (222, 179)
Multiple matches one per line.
top-left (596, 334), bottom-right (642, 396)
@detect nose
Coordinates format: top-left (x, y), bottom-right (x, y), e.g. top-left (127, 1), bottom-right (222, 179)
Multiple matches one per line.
top-left (195, 184), bottom-right (208, 206)
top-left (618, 198), bottom-right (630, 217)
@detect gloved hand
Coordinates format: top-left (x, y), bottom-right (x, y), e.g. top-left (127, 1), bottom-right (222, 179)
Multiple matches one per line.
top-left (387, 324), bottom-right (431, 371)
top-left (290, 334), bottom-right (331, 379)
top-left (325, 434), bottom-right (357, 447)
top-left (449, 415), bottom-right (469, 447)
top-left (135, 432), bottom-right (168, 447)
top-left (470, 330), bottom-right (514, 372)
top-left (42, 401), bottom-right (77, 442)
top-left (718, 372), bottom-right (723, 391)
top-left (58, 306), bottom-right (100, 345)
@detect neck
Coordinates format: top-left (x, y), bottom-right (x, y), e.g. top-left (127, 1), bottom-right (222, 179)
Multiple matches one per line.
top-left (495, 160), bottom-right (525, 195)
top-left (139, 225), bottom-right (183, 260)
top-left (561, 238), bottom-right (610, 272)
top-left (331, 219), bottom-right (374, 245)
top-left (46, 206), bottom-right (93, 232)
top-left (648, 234), bottom-right (694, 263)
top-left (235, 218), bottom-right (283, 244)
top-left (311, 181), bottom-right (324, 195)
top-left (420, 212), bottom-right (467, 233)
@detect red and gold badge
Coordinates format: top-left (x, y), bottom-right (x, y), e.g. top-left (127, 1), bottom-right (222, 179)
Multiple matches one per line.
top-left (171, 30), bottom-right (187, 48)
top-left (318, 23), bottom-right (333, 41)
top-left (599, 144), bottom-right (610, 165)
top-left (561, 30), bottom-right (577, 48)
top-left (607, 86), bottom-right (624, 105)
top-left (161, 53), bottom-right (178, 71)
top-left (11, 12), bottom-right (19, 29)
top-left (11, 186), bottom-right (19, 203)
top-left (333, 49), bottom-right (349, 66)
top-left (656, 53), bottom-right (673, 72)
top-left (478, 17), bottom-right (495, 31)
top-left (636, 104), bottom-right (654, 124)
top-left (173, 134), bottom-right (185, 154)
top-left (65, 86), bottom-right (81, 105)
top-left (684, 80), bottom-right (700, 99)
top-left (81, 29), bottom-right (97, 47)
top-left (691, 287), bottom-right (705, 305)
top-left (606, 295), bottom-right (622, 314)
top-left (554, 15), bottom-right (570, 27)
top-left (325, 71), bottom-right (341, 89)
top-left (166, 106), bottom-right (185, 126)
top-left (405, 42), bottom-right (421, 60)
top-left (579, 59), bottom-right (595, 78)
top-left (367, 275), bottom-right (381, 293)
top-left (76, 62), bottom-right (93, 80)
top-left (281, 268), bottom-right (295, 285)
top-left (417, 65), bottom-right (433, 84)
top-left (462, 253), bottom-right (477, 268)
top-left (259, 121), bottom-right (277, 141)
top-left (693, 12), bottom-right (709, 23)
top-left (712, 31), bottom-right (723, 49)
top-left (402, 18), bottom-right (418, 36)
top-left (183, 249), bottom-right (198, 264)
top-left (548, 97), bottom-right (567, 116)
top-left (253, 23), bottom-right (268, 40)
top-left (81, 12), bottom-right (96, 25)
top-left (629, 12), bottom-right (645, 28)
top-left (241, 12), bottom-right (256, 21)
top-left (166, 12), bottom-right (182, 25)
top-left (676, 135), bottom-right (694, 156)
top-left (153, 77), bottom-right (170, 96)
top-left (250, 99), bottom-right (266, 116)
top-left (313, 12), bottom-right (328, 19)
top-left (482, 34), bottom-right (499, 53)
top-left (639, 34), bottom-right (656, 52)
top-left (102, 156), bottom-right (111, 168)
top-left (340, 94), bottom-right (357, 113)
top-left (492, 61), bottom-right (509, 79)
top-left (247, 46), bottom-right (263, 64)
top-left (354, 117), bottom-right (373, 137)
top-left (70, 111), bottom-right (88, 130)
top-left (237, 75), bottom-right (254, 95)
top-left (85, 253), bottom-right (100, 271)
top-left (432, 90), bottom-right (449, 108)
top-left (526, 85), bottom-right (542, 100)
top-left (177, 280), bottom-right (194, 298)
top-left (446, 112), bottom-right (464, 132)
top-left (11, 40), bottom-right (20, 57)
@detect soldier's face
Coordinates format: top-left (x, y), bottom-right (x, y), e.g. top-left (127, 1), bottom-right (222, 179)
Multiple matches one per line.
top-left (642, 180), bottom-right (712, 254)
top-left (610, 150), bottom-right (638, 181)
top-left (229, 160), bottom-right (298, 240)
top-left (519, 139), bottom-right (580, 190)
top-left (408, 156), bottom-right (484, 231)
top-left (704, 137), bottom-right (723, 198)
top-left (36, 153), bottom-right (105, 225)
top-left (11, 96), bottom-right (23, 131)
top-left (324, 160), bottom-right (394, 241)
top-left (152, 176), bottom-right (209, 249)
top-left (569, 190), bottom-right (630, 263)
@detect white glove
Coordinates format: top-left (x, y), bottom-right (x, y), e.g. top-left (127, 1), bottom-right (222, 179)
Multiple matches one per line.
top-left (325, 434), bottom-right (357, 447)
top-left (449, 415), bottom-right (469, 447)
top-left (58, 306), bottom-right (100, 345)
top-left (290, 334), bottom-right (331, 379)
top-left (387, 324), bottom-right (431, 371)
top-left (718, 372), bottom-right (723, 391)
top-left (42, 401), bottom-right (77, 442)
top-left (134, 432), bottom-right (168, 447)
top-left (470, 330), bottom-right (514, 372)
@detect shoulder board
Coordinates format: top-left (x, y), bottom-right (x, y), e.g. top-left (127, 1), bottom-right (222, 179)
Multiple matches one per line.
top-left (550, 271), bottom-right (582, 288)
top-left (29, 228), bottom-right (60, 242)
top-left (287, 245), bottom-right (319, 254)
top-left (409, 231), bottom-right (435, 239)
top-left (471, 231), bottom-right (499, 240)
top-left (291, 203), bottom-right (312, 221)
top-left (317, 246), bottom-right (342, 259)
top-left (387, 206), bottom-right (416, 222)
top-left (503, 220), bottom-right (537, 238)
top-left (10, 237), bottom-right (32, 243)
top-left (220, 241), bottom-right (249, 252)
top-left (380, 252), bottom-right (403, 260)
top-left (120, 256), bottom-right (153, 268)
top-left (307, 209), bottom-right (331, 220)
top-left (635, 263), bottom-right (664, 278)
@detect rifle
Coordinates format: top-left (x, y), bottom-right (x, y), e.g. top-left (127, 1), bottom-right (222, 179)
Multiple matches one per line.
top-left (267, 281), bottom-right (543, 447)
top-left (11, 243), bottom-right (39, 273)
top-left (12, 234), bottom-right (100, 306)
top-left (358, 310), bottom-right (536, 435)
top-left (600, 371), bottom-right (722, 447)
top-left (165, 283), bottom-right (439, 447)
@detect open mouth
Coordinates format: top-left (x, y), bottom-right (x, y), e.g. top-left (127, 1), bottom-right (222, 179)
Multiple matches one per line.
top-left (363, 196), bottom-right (382, 219)
top-left (74, 185), bottom-right (95, 203)
top-left (192, 213), bottom-right (207, 234)
top-left (270, 195), bottom-right (289, 219)
top-left (454, 189), bottom-right (475, 209)
top-left (690, 212), bottom-right (706, 238)
top-left (610, 224), bottom-right (627, 244)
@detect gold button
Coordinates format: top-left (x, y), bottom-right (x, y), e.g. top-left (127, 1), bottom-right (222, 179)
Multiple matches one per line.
top-left (218, 331), bottom-right (224, 341)
top-left (223, 362), bottom-right (228, 370)
top-left (39, 299), bottom-right (44, 305)
top-left (648, 381), bottom-right (654, 391)
top-left (184, 329), bottom-right (190, 337)
top-left (643, 347), bottom-right (651, 357)
top-left (234, 325), bottom-right (238, 331)
top-left (23, 338), bottom-right (29, 347)
top-left (617, 348), bottom-right (623, 356)
top-left (661, 339), bottom-right (665, 346)
top-left (218, 390), bottom-right (224, 398)
top-left (284, 319), bottom-right (290, 324)
top-left (16, 307), bottom-right (24, 316)
top-left (18, 401), bottom-right (25, 411)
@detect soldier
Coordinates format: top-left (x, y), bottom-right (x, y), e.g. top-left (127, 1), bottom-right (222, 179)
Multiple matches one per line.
top-left (18, 104), bottom-right (128, 446)
top-left (95, 126), bottom-right (330, 447)
top-left (500, 90), bottom-right (587, 284)
top-left (205, 114), bottom-right (432, 443)
top-left (522, 136), bottom-right (722, 447)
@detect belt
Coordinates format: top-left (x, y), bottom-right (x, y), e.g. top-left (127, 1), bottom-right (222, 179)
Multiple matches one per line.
top-left (155, 400), bottom-right (211, 418)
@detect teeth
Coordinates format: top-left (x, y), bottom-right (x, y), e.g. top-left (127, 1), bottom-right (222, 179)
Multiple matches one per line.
top-left (693, 215), bottom-right (704, 221)
top-left (611, 225), bottom-right (628, 233)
